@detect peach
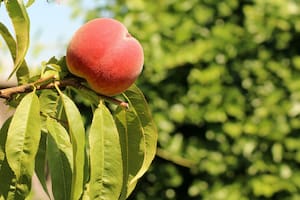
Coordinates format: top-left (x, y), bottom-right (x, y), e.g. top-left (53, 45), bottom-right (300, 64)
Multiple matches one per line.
top-left (66, 18), bottom-right (144, 96)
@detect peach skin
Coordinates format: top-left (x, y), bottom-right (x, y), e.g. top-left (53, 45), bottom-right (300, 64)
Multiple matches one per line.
top-left (66, 18), bottom-right (144, 96)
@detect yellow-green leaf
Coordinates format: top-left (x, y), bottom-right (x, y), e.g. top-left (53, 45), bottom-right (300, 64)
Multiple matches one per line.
top-left (5, 0), bottom-right (30, 79)
top-left (115, 84), bottom-right (158, 198)
top-left (60, 92), bottom-right (85, 200)
top-left (88, 102), bottom-right (123, 199)
top-left (0, 22), bottom-right (29, 84)
top-left (5, 92), bottom-right (41, 197)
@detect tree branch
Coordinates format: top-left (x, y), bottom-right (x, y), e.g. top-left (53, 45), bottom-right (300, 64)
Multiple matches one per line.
top-left (156, 148), bottom-right (197, 169)
top-left (0, 76), bottom-right (129, 109)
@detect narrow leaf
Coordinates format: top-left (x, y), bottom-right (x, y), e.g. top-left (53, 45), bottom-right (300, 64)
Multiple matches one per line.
top-left (5, 0), bottom-right (30, 79)
top-left (88, 102), bottom-right (123, 199)
top-left (25, 0), bottom-right (35, 7)
top-left (124, 85), bottom-right (158, 181)
top-left (114, 108), bottom-right (143, 199)
top-left (5, 91), bottom-right (41, 196)
top-left (60, 92), bottom-right (85, 200)
top-left (115, 84), bottom-right (158, 197)
top-left (0, 22), bottom-right (16, 59)
top-left (0, 117), bottom-right (11, 171)
top-left (47, 117), bottom-right (73, 200)
top-left (0, 22), bottom-right (29, 83)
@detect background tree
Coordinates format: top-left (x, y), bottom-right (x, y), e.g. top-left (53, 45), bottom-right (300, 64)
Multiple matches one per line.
top-left (70, 0), bottom-right (300, 199)
top-left (0, 1), bottom-right (157, 199)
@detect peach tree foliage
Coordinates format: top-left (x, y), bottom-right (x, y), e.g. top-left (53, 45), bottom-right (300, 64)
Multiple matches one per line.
top-left (0, 1), bottom-right (157, 199)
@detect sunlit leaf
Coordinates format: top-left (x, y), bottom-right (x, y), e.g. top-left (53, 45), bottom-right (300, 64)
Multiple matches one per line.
top-left (0, 22), bottom-right (16, 59)
top-left (25, 0), bottom-right (35, 7)
top-left (5, 0), bottom-right (30, 79)
top-left (5, 91), bottom-right (41, 197)
top-left (59, 92), bottom-right (85, 200)
top-left (115, 84), bottom-right (158, 197)
top-left (88, 101), bottom-right (123, 199)
top-left (0, 22), bottom-right (29, 83)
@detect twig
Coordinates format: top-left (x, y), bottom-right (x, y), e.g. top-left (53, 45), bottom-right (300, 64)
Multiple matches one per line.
top-left (156, 148), bottom-right (197, 169)
top-left (78, 84), bottom-right (129, 109)
top-left (0, 76), bottom-right (129, 109)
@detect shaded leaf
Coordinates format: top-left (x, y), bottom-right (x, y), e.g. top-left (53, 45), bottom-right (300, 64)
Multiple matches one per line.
top-left (88, 102), bottom-right (123, 199)
top-left (47, 117), bottom-right (73, 200)
top-left (0, 117), bottom-right (11, 170)
top-left (0, 158), bottom-right (16, 200)
top-left (34, 132), bottom-right (50, 198)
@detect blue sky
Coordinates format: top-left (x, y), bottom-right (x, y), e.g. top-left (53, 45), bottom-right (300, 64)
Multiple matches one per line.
top-left (0, 1), bottom-right (91, 78)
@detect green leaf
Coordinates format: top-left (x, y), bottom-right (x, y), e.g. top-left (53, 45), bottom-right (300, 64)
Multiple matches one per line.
top-left (0, 117), bottom-right (11, 171)
top-left (5, 0), bottom-right (30, 79)
top-left (47, 117), bottom-right (73, 200)
top-left (88, 101), bottom-right (123, 199)
top-left (0, 22), bottom-right (16, 59)
top-left (59, 92), bottom-right (85, 200)
top-left (25, 0), bottom-right (35, 7)
top-left (16, 62), bottom-right (30, 85)
top-left (115, 84), bottom-right (158, 197)
top-left (0, 22), bottom-right (29, 84)
top-left (39, 90), bottom-right (59, 119)
top-left (5, 91), bottom-right (41, 197)
top-left (0, 158), bottom-right (16, 200)
top-left (34, 133), bottom-right (50, 198)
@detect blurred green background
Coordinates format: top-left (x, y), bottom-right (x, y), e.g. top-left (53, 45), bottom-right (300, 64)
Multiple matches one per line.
top-left (93, 0), bottom-right (300, 199)
top-left (3, 0), bottom-right (300, 199)
top-left (73, 0), bottom-right (300, 199)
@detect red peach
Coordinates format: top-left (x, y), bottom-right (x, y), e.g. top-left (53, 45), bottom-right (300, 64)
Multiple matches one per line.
top-left (66, 18), bottom-right (144, 96)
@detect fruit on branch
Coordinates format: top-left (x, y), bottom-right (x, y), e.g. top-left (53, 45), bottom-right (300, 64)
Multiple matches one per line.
top-left (66, 18), bottom-right (144, 96)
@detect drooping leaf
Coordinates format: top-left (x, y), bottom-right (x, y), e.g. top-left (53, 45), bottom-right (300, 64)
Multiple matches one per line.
top-left (59, 92), bottom-right (85, 200)
top-left (124, 85), bottom-right (157, 180)
top-left (0, 158), bottom-right (16, 200)
top-left (47, 117), bottom-right (73, 200)
top-left (5, 91), bottom-right (41, 197)
top-left (5, 0), bottom-right (30, 79)
top-left (0, 118), bottom-right (15, 200)
top-left (46, 117), bottom-right (73, 170)
top-left (114, 108), bottom-right (143, 199)
top-left (0, 22), bottom-right (29, 83)
top-left (0, 117), bottom-right (11, 171)
top-left (88, 101), bottom-right (123, 199)
top-left (0, 22), bottom-right (16, 59)
top-left (115, 84), bottom-right (158, 197)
